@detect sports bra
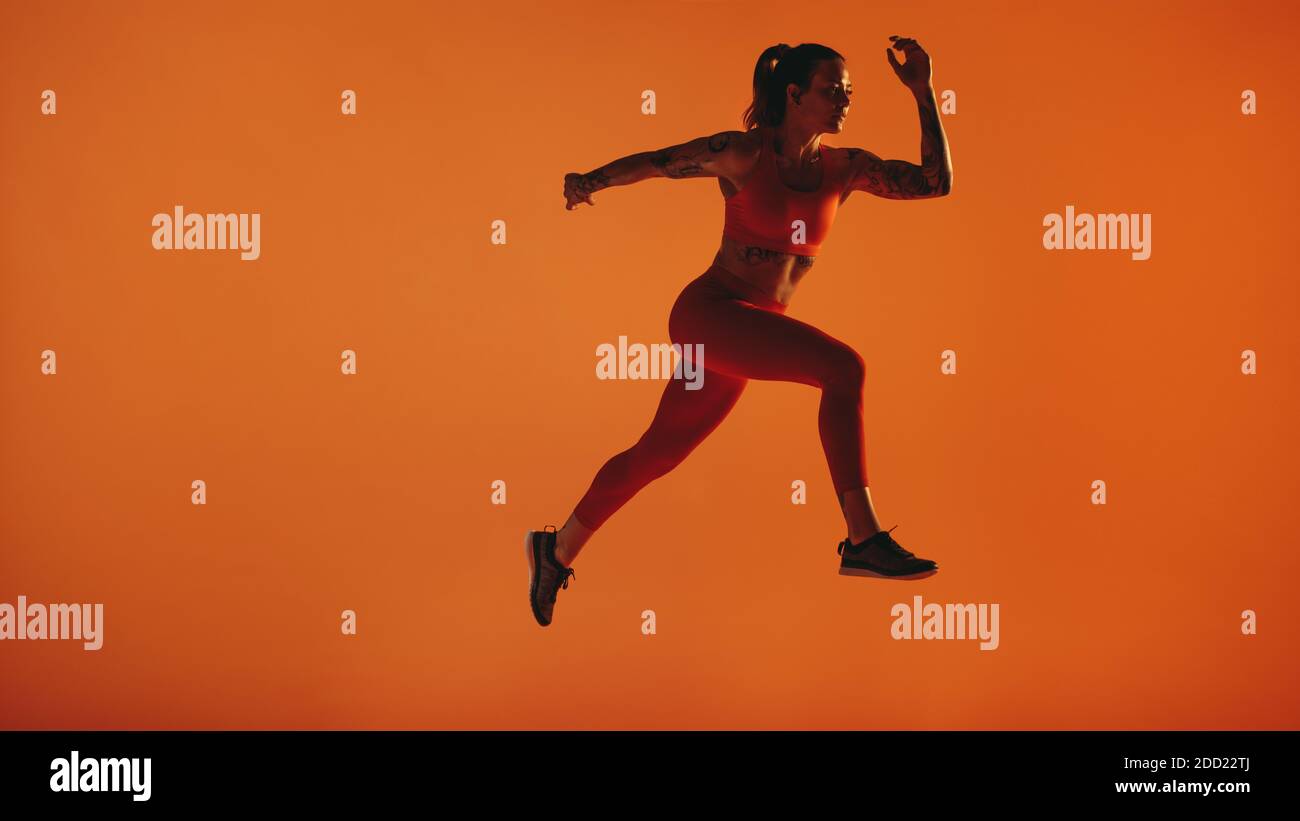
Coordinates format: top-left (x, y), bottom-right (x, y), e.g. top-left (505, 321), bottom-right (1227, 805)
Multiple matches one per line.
top-left (722, 130), bottom-right (845, 257)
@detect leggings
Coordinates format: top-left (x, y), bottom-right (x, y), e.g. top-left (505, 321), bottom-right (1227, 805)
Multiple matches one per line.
top-left (572, 263), bottom-right (869, 532)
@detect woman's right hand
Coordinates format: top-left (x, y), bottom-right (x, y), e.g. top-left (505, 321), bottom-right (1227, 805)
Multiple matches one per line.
top-left (564, 172), bottom-right (600, 210)
top-left (885, 35), bottom-right (933, 92)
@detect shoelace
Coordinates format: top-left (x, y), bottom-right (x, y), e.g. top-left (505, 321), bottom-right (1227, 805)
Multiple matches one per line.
top-left (875, 526), bottom-right (918, 558)
top-left (548, 566), bottom-right (575, 601)
top-left (840, 525), bottom-right (904, 556)
top-left (542, 524), bottom-right (575, 596)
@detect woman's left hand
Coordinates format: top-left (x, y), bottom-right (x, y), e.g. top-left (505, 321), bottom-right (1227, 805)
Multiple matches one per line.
top-left (886, 35), bottom-right (932, 92)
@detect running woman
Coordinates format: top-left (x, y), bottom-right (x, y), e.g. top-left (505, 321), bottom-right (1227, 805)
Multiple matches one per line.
top-left (528, 38), bottom-right (953, 626)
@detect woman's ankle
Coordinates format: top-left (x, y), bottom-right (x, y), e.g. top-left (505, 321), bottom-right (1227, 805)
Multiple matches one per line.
top-left (554, 528), bottom-right (575, 567)
top-left (847, 526), bottom-right (880, 545)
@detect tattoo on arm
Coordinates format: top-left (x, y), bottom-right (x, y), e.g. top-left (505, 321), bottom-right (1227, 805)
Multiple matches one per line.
top-left (650, 150), bottom-right (704, 178)
top-left (706, 132), bottom-right (732, 152)
top-left (846, 90), bottom-right (950, 199)
top-left (575, 169), bottom-right (610, 195)
top-left (914, 89), bottom-right (949, 195)
top-left (845, 147), bottom-right (926, 199)
top-left (650, 131), bottom-right (733, 179)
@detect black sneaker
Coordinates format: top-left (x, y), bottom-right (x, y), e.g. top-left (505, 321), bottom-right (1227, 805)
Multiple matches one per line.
top-left (526, 525), bottom-right (575, 626)
top-left (837, 525), bottom-right (938, 579)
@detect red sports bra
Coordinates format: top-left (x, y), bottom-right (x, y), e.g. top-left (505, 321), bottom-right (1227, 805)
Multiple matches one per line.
top-left (722, 130), bottom-right (845, 256)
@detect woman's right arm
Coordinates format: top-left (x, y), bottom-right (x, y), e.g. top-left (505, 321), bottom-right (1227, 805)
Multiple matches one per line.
top-left (564, 130), bottom-right (747, 209)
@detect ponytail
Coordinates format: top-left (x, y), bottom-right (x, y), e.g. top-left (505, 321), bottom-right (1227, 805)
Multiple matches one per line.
top-left (741, 42), bottom-right (845, 130)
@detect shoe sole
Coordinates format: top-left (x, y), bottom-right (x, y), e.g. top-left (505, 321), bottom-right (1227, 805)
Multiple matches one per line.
top-left (524, 531), bottom-right (551, 627)
top-left (839, 565), bottom-right (939, 580)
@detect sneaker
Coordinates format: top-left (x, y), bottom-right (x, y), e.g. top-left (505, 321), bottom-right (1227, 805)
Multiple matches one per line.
top-left (526, 525), bottom-right (575, 626)
top-left (837, 525), bottom-right (938, 580)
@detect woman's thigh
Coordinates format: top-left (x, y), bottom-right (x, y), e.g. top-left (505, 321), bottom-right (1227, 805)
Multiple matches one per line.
top-left (669, 279), bottom-right (862, 388)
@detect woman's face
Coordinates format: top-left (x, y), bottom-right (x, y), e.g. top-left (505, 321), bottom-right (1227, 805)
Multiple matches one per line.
top-left (788, 58), bottom-right (853, 134)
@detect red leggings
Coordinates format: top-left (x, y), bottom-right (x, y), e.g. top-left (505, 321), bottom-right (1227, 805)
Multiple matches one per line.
top-left (572, 264), bottom-right (869, 532)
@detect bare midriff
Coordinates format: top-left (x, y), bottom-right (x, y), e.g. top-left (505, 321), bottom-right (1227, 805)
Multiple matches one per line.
top-left (709, 234), bottom-right (818, 309)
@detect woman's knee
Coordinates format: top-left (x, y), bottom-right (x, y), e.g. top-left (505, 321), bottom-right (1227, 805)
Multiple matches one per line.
top-left (822, 345), bottom-right (866, 393)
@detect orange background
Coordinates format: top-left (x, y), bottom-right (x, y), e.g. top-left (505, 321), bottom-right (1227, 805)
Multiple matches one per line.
top-left (2, 0), bottom-right (1297, 729)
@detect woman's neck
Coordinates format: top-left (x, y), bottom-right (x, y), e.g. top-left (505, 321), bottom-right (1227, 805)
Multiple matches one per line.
top-left (770, 125), bottom-right (822, 165)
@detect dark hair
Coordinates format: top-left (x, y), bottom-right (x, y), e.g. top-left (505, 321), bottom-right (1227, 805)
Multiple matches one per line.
top-left (742, 43), bottom-right (845, 130)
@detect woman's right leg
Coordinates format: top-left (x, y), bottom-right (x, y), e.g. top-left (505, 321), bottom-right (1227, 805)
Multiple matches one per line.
top-left (558, 364), bottom-right (747, 566)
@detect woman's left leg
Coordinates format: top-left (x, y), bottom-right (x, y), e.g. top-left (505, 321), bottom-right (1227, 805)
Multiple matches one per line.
top-left (561, 365), bottom-right (748, 562)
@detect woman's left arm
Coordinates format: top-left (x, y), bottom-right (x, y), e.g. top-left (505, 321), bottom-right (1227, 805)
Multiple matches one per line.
top-left (844, 36), bottom-right (953, 200)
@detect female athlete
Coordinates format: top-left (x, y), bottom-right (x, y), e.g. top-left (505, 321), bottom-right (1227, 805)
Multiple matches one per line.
top-left (528, 37), bottom-right (953, 626)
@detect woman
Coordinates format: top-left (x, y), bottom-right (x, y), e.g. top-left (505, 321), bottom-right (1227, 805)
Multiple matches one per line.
top-left (528, 38), bottom-right (954, 627)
